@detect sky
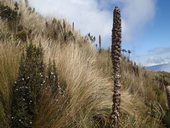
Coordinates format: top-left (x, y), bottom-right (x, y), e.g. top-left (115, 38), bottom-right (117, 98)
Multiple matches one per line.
top-left (27, 0), bottom-right (170, 66)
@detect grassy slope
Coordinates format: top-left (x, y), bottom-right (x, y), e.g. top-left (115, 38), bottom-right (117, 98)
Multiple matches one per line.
top-left (0, 0), bottom-right (169, 127)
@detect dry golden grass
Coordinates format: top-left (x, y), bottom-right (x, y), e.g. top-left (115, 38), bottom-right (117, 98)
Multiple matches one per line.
top-left (0, 41), bottom-right (21, 127)
top-left (34, 41), bottom-right (142, 127)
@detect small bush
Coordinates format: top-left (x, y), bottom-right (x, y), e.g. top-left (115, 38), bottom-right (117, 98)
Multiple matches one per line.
top-left (0, 4), bottom-right (18, 22)
top-left (0, 3), bottom-right (20, 32)
top-left (11, 43), bottom-right (45, 128)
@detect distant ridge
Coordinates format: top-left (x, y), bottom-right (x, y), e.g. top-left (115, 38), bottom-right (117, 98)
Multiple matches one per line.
top-left (146, 63), bottom-right (170, 72)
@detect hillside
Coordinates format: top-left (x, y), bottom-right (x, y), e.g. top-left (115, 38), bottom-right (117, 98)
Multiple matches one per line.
top-left (0, 0), bottom-right (170, 128)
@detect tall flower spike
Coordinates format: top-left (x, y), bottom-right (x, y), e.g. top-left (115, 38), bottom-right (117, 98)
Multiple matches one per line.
top-left (99, 35), bottom-right (101, 53)
top-left (111, 6), bottom-right (122, 128)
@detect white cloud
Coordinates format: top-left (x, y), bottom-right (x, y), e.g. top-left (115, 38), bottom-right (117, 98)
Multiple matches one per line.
top-left (143, 55), bottom-right (170, 66)
top-left (27, 0), bottom-right (156, 46)
top-left (120, 0), bottom-right (156, 41)
top-left (146, 57), bottom-right (167, 66)
top-left (28, 0), bottom-right (112, 44)
top-left (160, 64), bottom-right (170, 72)
top-left (149, 47), bottom-right (170, 54)
top-left (142, 47), bottom-right (170, 66)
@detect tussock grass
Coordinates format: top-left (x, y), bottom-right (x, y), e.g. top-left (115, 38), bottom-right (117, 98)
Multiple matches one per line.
top-left (34, 41), bottom-right (146, 127)
top-left (35, 42), bottom-right (112, 127)
top-left (0, 42), bottom-right (21, 127)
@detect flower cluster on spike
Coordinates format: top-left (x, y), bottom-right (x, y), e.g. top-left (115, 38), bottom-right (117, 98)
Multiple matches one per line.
top-left (111, 6), bottom-right (122, 128)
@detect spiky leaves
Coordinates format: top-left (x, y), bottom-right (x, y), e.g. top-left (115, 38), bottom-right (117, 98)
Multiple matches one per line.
top-left (11, 43), bottom-right (45, 128)
top-left (111, 6), bottom-right (122, 128)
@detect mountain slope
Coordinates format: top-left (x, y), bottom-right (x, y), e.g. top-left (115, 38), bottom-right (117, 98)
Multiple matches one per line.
top-left (0, 0), bottom-right (169, 128)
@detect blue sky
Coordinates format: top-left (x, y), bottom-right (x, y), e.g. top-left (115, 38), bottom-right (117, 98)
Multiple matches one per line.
top-left (129, 0), bottom-right (170, 66)
top-left (27, 0), bottom-right (170, 66)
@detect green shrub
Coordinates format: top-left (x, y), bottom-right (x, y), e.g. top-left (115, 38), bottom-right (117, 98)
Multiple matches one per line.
top-left (11, 43), bottom-right (45, 128)
top-left (0, 4), bottom-right (18, 22)
top-left (47, 60), bottom-right (60, 95)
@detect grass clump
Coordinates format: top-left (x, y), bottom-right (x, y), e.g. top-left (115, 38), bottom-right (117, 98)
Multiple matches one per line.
top-left (0, 42), bottom-right (21, 128)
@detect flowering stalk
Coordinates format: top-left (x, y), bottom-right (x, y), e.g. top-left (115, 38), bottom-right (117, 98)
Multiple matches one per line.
top-left (99, 35), bottom-right (101, 53)
top-left (111, 6), bottom-right (122, 128)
